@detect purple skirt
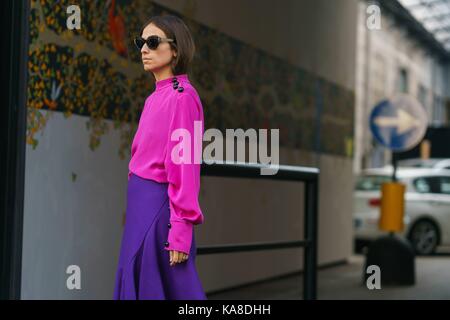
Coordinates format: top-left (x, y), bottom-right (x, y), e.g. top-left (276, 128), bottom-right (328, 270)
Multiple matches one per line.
top-left (113, 172), bottom-right (207, 300)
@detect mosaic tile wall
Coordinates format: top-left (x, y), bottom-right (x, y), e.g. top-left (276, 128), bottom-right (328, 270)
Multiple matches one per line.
top-left (28, 0), bottom-right (355, 159)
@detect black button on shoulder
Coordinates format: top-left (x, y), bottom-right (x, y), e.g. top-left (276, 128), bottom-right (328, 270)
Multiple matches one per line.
top-left (170, 76), bottom-right (184, 92)
top-left (167, 223), bottom-right (171, 229)
top-left (164, 241), bottom-right (169, 247)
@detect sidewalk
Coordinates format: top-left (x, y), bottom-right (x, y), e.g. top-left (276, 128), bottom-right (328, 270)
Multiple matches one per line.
top-left (207, 253), bottom-right (450, 300)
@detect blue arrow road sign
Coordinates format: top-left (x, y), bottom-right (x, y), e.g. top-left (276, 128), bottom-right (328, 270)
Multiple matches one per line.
top-left (369, 94), bottom-right (428, 151)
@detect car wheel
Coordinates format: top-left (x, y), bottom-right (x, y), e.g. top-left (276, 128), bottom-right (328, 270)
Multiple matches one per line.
top-left (408, 220), bottom-right (439, 255)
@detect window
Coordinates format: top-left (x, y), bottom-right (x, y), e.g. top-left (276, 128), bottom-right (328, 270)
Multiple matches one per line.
top-left (413, 176), bottom-right (441, 194)
top-left (418, 84), bottom-right (427, 108)
top-left (355, 175), bottom-right (392, 191)
top-left (433, 94), bottom-right (445, 124)
top-left (438, 177), bottom-right (450, 195)
top-left (372, 54), bottom-right (387, 102)
top-left (446, 99), bottom-right (450, 124)
top-left (398, 68), bottom-right (408, 93)
top-left (414, 178), bottom-right (432, 193)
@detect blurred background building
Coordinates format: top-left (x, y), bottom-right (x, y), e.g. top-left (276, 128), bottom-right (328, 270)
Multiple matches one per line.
top-left (355, 0), bottom-right (450, 172)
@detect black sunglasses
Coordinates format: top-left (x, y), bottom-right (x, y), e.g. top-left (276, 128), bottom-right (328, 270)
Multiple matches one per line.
top-left (134, 35), bottom-right (176, 50)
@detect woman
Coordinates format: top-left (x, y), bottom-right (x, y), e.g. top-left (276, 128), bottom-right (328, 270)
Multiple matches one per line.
top-left (113, 15), bottom-right (207, 300)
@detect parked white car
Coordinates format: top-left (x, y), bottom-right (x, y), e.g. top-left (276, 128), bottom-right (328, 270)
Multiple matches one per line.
top-left (354, 167), bottom-right (450, 255)
top-left (398, 158), bottom-right (450, 170)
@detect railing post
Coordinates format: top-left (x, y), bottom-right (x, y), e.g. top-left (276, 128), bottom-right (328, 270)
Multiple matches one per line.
top-left (303, 179), bottom-right (318, 300)
top-left (200, 161), bottom-right (319, 300)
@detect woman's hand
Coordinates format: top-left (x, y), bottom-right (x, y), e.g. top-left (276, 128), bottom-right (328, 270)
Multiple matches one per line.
top-left (169, 250), bottom-right (189, 266)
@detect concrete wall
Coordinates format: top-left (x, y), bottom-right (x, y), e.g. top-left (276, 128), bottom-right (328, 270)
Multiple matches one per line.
top-left (22, 112), bottom-right (128, 299)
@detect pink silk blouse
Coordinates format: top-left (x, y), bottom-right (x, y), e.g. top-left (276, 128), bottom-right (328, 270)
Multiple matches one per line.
top-left (128, 73), bottom-right (204, 255)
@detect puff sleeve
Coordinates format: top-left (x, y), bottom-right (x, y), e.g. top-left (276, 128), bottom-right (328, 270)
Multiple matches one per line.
top-left (163, 92), bottom-right (204, 255)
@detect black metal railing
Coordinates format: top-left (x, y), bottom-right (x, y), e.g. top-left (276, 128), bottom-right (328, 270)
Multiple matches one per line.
top-left (197, 160), bottom-right (319, 300)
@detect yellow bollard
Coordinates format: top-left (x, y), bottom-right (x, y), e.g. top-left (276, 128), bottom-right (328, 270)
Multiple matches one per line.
top-left (379, 182), bottom-right (406, 232)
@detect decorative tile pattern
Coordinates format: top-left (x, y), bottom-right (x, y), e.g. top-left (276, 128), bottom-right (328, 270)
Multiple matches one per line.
top-left (27, 0), bottom-right (354, 158)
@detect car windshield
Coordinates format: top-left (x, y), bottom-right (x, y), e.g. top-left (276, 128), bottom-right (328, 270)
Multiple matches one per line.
top-left (355, 175), bottom-right (392, 191)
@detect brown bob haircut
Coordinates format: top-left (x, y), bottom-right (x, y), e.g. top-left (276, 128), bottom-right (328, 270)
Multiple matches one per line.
top-left (140, 15), bottom-right (195, 75)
